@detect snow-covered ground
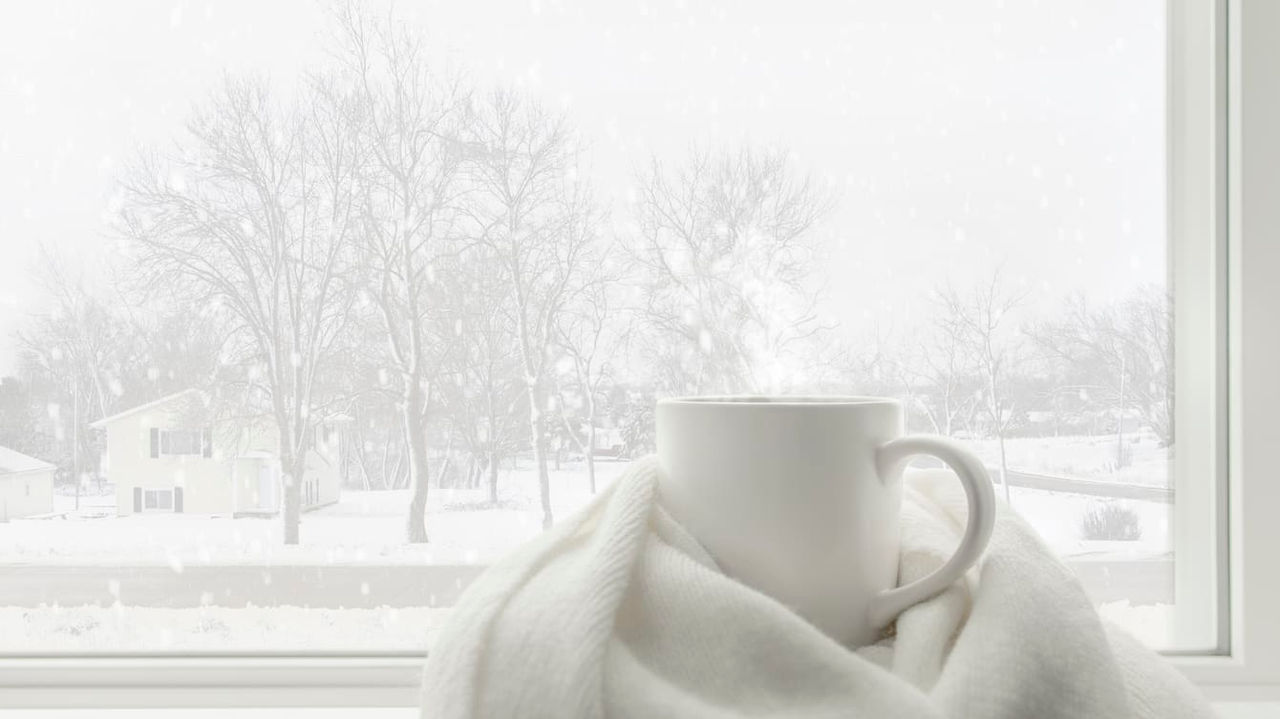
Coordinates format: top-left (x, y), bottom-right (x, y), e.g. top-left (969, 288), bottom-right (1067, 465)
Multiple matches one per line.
top-left (0, 441), bottom-right (1177, 652)
top-left (1, 441), bottom-right (1170, 567)
top-left (1005, 487), bottom-right (1169, 560)
top-left (0, 600), bottom-right (1173, 653)
top-left (2, 460), bottom-right (634, 566)
top-left (968, 434), bottom-right (1169, 486)
top-left (0, 604), bottom-right (449, 652)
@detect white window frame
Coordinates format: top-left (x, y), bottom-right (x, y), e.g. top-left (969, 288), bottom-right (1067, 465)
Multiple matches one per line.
top-left (1169, 0), bottom-right (1229, 656)
top-left (1176, 0), bottom-right (1280, 702)
top-left (1, 0), bottom-right (1278, 707)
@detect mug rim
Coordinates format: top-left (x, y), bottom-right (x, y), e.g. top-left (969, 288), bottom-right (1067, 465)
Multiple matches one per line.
top-left (658, 395), bottom-right (900, 408)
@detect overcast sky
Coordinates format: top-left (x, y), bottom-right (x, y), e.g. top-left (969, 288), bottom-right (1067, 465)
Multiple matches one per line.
top-left (0, 0), bottom-right (1165, 374)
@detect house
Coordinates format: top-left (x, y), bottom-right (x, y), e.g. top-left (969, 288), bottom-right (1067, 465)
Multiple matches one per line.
top-left (90, 390), bottom-right (344, 517)
top-left (0, 446), bottom-right (56, 521)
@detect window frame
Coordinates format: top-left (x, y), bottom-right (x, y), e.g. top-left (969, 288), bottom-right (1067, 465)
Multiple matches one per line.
top-left (1168, 0), bottom-right (1229, 656)
top-left (1175, 0), bottom-right (1280, 701)
top-left (2, 0), bottom-right (1278, 707)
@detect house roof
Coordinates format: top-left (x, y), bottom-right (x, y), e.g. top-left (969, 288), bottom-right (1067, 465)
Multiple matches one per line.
top-left (0, 446), bottom-right (56, 475)
top-left (89, 389), bottom-right (207, 429)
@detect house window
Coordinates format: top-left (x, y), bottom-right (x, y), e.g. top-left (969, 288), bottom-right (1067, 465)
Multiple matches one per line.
top-left (142, 489), bottom-right (173, 512)
top-left (159, 429), bottom-right (205, 457)
top-left (309, 423), bottom-right (336, 451)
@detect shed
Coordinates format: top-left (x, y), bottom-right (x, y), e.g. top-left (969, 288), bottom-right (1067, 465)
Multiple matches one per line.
top-left (0, 446), bottom-right (56, 521)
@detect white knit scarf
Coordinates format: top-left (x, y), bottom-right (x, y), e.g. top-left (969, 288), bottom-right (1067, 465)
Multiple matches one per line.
top-left (421, 457), bottom-right (1214, 718)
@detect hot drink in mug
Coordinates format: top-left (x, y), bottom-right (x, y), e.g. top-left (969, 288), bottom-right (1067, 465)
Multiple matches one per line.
top-left (656, 396), bottom-right (996, 647)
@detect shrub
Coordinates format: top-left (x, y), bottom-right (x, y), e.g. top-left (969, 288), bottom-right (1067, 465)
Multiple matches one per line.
top-left (1080, 501), bottom-right (1143, 541)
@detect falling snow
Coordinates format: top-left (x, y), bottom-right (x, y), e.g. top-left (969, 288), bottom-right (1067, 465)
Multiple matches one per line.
top-left (0, 0), bottom-right (1181, 654)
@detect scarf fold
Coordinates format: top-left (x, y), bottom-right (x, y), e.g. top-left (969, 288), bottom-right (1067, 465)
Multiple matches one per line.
top-left (422, 457), bottom-right (1213, 719)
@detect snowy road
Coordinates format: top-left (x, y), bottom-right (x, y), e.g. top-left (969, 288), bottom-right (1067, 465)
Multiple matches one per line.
top-left (1002, 470), bottom-right (1173, 503)
top-left (0, 558), bottom-right (1171, 608)
top-left (0, 564), bottom-right (486, 609)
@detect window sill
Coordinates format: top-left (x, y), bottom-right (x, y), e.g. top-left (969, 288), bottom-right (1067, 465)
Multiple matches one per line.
top-left (0, 656), bottom-right (421, 708)
top-left (0, 710), bottom-right (1277, 719)
top-left (1, 655), bottom-right (1277, 709)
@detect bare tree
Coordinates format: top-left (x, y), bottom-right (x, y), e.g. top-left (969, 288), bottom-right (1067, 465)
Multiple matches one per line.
top-left (444, 243), bottom-right (526, 505)
top-left (0, 377), bottom-right (49, 473)
top-left (1030, 285), bottom-right (1172, 458)
top-left (936, 271), bottom-right (1028, 503)
top-left (331, 308), bottom-right (412, 492)
top-left (910, 317), bottom-right (983, 437)
top-left (1124, 286), bottom-right (1173, 446)
top-left (553, 254), bottom-right (628, 494)
top-left (117, 74), bottom-right (361, 544)
top-left (837, 317), bottom-right (981, 438)
top-left (465, 90), bottom-right (596, 529)
top-left (630, 147), bottom-right (834, 394)
top-left (16, 247), bottom-right (128, 502)
top-left (334, 6), bottom-right (470, 542)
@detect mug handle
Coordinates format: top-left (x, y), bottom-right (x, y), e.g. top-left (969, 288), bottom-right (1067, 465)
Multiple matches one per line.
top-left (866, 435), bottom-right (997, 630)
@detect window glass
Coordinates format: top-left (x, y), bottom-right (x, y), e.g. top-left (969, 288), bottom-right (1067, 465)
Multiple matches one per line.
top-left (161, 430), bottom-right (202, 457)
top-left (143, 489), bottom-right (173, 511)
top-left (0, 0), bottom-right (1207, 654)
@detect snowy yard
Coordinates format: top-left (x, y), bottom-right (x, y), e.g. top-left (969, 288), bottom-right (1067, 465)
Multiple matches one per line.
top-left (0, 600), bottom-right (1176, 653)
top-left (967, 434), bottom-right (1169, 487)
top-left (0, 0), bottom-right (1186, 660)
top-left (0, 604), bottom-right (451, 653)
top-left (3, 459), bottom-right (633, 567)
top-left (0, 446), bottom-right (1175, 652)
top-left (1, 448), bottom-right (1170, 567)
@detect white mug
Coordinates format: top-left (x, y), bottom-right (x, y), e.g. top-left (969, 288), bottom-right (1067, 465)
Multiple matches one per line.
top-left (655, 395), bottom-right (996, 647)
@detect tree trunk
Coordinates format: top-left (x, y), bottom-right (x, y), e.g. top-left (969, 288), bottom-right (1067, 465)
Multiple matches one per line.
top-left (379, 433), bottom-right (392, 490)
top-left (349, 419), bottom-right (373, 491)
top-left (404, 397), bottom-right (430, 544)
top-left (488, 451), bottom-right (500, 505)
top-left (73, 380), bottom-right (80, 512)
top-left (529, 387), bottom-right (553, 529)
top-left (281, 453), bottom-right (303, 545)
top-left (996, 431), bottom-right (1012, 505)
top-left (987, 373), bottom-right (1012, 506)
top-left (433, 452), bottom-right (452, 490)
top-left (1115, 353), bottom-right (1127, 469)
top-left (357, 445), bottom-right (372, 491)
top-left (393, 420), bottom-right (411, 490)
top-left (585, 423), bottom-right (597, 494)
